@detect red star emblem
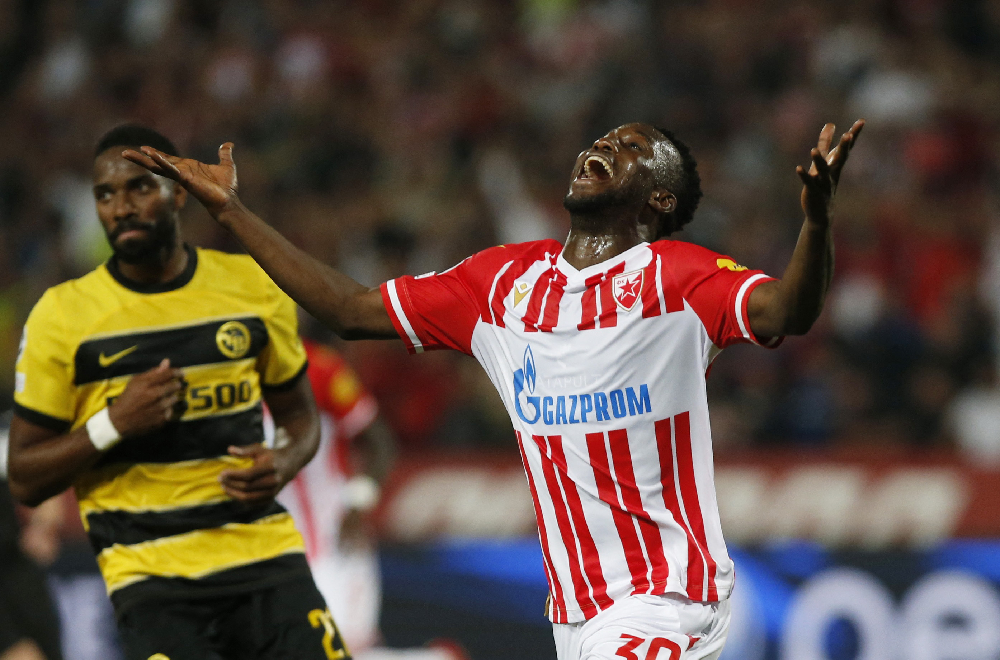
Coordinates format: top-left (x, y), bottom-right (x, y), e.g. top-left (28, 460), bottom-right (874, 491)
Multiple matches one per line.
top-left (612, 270), bottom-right (643, 311)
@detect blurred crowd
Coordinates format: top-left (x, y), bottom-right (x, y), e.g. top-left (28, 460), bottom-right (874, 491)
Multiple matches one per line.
top-left (2, 0), bottom-right (1000, 457)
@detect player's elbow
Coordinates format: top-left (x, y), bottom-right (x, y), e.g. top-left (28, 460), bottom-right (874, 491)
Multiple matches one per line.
top-left (783, 315), bottom-right (818, 336)
top-left (7, 473), bottom-right (45, 508)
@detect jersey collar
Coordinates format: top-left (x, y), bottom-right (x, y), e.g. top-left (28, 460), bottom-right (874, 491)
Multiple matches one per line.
top-left (556, 241), bottom-right (649, 285)
top-left (106, 244), bottom-right (198, 294)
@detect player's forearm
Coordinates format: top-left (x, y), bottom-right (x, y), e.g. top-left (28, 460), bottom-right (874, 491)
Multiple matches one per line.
top-left (214, 198), bottom-right (394, 340)
top-left (7, 425), bottom-right (100, 507)
top-left (750, 218), bottom-right (833, 337)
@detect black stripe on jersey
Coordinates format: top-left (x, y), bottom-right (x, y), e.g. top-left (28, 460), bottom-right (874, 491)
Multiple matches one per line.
top-left (96, 404), bottom-right (264, 466)
top-left (109, 552), bottom-right (312, 618)
top-left (85, 500), bottom-right (286, 553)
top-left (74, 316), bottom-right (270, 386)
top-left (13, 403), bottom-right (71, 433)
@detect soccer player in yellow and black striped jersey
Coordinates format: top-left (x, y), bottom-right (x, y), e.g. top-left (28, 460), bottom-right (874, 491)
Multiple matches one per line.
top-left (8, 125), bottom-right (351, 659)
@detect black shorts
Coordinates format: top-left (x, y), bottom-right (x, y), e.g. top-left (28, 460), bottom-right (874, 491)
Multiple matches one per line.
top-left (0, 553), bottom-right (63, 660)
top-left (116, 575), bottom-right (351, 660)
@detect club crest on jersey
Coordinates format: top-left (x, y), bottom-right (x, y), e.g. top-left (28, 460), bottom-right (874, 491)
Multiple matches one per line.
top-left (612, 270), bottom-right (643, 311)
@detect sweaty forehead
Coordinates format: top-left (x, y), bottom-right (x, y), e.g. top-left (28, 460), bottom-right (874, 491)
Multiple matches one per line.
top-left (609, 123), bottom-right (660, 140)
top-left (93, 148), bottom-right (155, 185)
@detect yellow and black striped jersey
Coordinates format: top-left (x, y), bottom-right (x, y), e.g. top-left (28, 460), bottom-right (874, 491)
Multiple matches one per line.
top-left (14, 245), bottom-right (311, 612)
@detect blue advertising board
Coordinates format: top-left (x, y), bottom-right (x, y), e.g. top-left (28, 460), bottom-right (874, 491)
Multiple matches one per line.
top-left (379, 539), bottom-right (1000, 660)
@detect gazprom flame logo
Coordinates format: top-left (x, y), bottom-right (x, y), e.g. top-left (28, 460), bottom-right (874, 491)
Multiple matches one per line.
top-left (514, 345), bottom-right (541, 424)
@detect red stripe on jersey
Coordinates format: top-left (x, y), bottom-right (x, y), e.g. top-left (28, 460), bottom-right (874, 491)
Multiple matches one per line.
top-left (489, 259), bottom-right (531, 328)
top-left (578, 272), bottom-right (604, 330)
top-left (673, 412), bottom-right (718, 600)
top-left (641, 259), bottom-right (661, 318)
top-left (538, 270), bottom-right (567, 332)
top-left (291, 476), bottom-right (318, 560)
top-left (522, 268), bottom-right (555, 333)
top-left (586, 432), bottom-right (651, 594)
top-left (597, 263), bottom-right (626, 328)
top-left (547, 434), bottom-right (612, 611)
top-left (516, 432), bottom-right (567, 622)
top-left (660, 254), bottom-right (685, 313)
top-left (654, 416), bottom-right (706, 601)
top-left (606, 429), bottom-right (670, 590)
top-left (531, 434), bottom-right (600, 618)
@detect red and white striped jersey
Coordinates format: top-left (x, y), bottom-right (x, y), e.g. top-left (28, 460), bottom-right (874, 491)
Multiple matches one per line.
top-left (273, 340), bottom-right (378, 561)
top-left (380, 239), bottom-right (780, 624)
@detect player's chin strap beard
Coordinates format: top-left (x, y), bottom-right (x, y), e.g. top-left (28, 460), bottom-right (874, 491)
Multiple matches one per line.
top-left (111, 221), bottom-right (178, 265)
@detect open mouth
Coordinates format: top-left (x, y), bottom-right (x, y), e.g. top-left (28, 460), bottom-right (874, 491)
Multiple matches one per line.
top-left (582, 155), bottom-right (614, 181)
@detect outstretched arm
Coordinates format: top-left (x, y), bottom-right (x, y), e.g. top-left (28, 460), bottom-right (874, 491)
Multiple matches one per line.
top-left (123, 145), bottom-right (396, 340)
top-left (748, 120), bottom-right (864, 337)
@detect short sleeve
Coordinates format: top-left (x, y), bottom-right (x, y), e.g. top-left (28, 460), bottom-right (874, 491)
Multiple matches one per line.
top-left (664, 243), bottom-right (783, 349)
top-left (381, 250), bottom-right (500, 356)
top-left (257, 279), bottom-right (308, 391)
top-left (14, 290), bottom-right (75, 431)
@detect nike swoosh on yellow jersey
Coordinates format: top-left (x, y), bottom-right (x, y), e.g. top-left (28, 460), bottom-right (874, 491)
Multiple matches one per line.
top-left (99, 345), bottom-right (139, 367)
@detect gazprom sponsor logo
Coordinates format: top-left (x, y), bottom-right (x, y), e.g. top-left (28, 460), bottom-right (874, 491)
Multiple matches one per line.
top-left (513, 345), bottom-right (651, 426)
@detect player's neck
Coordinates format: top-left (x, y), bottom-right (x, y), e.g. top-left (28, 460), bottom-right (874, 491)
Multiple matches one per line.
top-left (562, 225), bottom-right (644, 270)
top-left (115, 239), bottom-right (188, 285)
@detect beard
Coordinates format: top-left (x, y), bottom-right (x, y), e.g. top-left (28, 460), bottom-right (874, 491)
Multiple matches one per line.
top-left (107, 216), bottom-right (177, 264)
top-left (563, 174), bottom-right (648, 216)
top-left (563, 188), bottom-right (633, 215)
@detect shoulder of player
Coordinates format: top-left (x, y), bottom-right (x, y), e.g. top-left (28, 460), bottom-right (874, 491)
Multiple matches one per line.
top-left (303, 340), bottom-right (342, 371)
top-left (650, 238), bottom-right (741, 275)
top-left (461, 239), bottom-right (563, 273)
top-left (194, 247), bottom-right (263, 277)
top-left (27, 265), bottom-right (113, 324)
top-left (194, 248), bottom-right (284, 297)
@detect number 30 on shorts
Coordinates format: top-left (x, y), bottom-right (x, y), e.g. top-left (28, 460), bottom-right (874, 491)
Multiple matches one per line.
top-left (615, 634), bottom-right (683, 660)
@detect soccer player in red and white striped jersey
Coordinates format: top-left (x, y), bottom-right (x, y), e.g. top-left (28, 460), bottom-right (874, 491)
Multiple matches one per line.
top-left (126, 118), bottom-right (863, 660)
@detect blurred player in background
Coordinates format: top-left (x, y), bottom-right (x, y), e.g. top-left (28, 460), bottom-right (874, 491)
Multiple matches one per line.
top-left (270, 336), bottom-right (389, 650)
top-left (0, 422), bottom-right (63, 660)
top-left (271, 335), bottom-right (466, 660)
top-left (7, 125), bottom-right (350, 660)
top-left (126, 117), bottom-right (862, 660)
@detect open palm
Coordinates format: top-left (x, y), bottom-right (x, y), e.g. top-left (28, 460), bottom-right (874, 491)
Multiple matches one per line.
top-left (123, 143), bottom-right (239, 216)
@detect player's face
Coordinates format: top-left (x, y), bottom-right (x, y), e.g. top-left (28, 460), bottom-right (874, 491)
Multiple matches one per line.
top-left (93, 149), bottom-right (185, 264)
top-left (564, 123), bottom-right (660, 215)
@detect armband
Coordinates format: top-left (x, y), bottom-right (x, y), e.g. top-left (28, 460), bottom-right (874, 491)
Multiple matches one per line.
top-left (343, 475), bottom-right (380, 512)
top-left (86, 408), bottom-right (122, 451)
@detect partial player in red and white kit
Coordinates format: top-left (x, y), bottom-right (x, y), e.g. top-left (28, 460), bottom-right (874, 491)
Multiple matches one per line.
top-left (272, 339), bottom-right (383, 650)
top-left (128, 118), bottom-right (864, 659)
top-left (270, 340), bottom-right (465, 660)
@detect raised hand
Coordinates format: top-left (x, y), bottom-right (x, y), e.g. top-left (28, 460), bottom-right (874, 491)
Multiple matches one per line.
top-left (123, 143), bottom-right (238, 217)
top-left (796, 119), bottom-right (864, 225)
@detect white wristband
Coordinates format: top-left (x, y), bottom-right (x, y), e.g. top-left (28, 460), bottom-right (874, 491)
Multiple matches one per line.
top-left (343, 475), bottom-right (380, 512)
top-left (86, 408), bottom-right (122, 451)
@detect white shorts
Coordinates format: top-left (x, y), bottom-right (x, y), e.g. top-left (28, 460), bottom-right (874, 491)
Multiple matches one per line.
top-left (553, 593), bottom-right (731, 660)
top-left (310, 548), bottom-right (382, 651)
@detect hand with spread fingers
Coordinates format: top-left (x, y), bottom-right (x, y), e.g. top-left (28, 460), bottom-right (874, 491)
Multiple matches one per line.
top-left (796, 119), bottom-right (865, 226)
top-left (123, 143), bottom-right (239, 217)
top-left (219, 443), bottom-right (294, 505)
top-left (108, 358), bottom-right (188, 437)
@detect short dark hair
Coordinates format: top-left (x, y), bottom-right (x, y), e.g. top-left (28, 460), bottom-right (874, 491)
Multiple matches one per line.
top-left (95, 124), bottom-right (178, 159)
top-left (653, 127), bottom-right (702, 237)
